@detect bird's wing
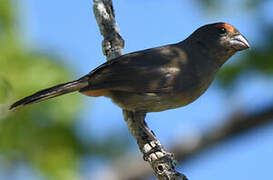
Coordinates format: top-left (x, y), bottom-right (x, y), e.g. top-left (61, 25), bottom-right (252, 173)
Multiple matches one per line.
top-left (80, 44), bottom-right (188, 94)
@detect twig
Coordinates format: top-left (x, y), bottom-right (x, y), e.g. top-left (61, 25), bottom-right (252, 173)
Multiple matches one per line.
top-left (92, 1), bottom-right (187, 179)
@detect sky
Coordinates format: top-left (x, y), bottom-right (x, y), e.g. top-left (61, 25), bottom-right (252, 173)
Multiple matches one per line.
top-left (10, 0), bottom-right (273, 179)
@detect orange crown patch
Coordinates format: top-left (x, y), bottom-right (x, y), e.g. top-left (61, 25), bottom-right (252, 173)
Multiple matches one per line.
top-left (215, 23), bottom-right (236, 33)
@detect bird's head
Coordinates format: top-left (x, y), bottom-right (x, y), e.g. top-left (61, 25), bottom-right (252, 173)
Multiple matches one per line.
top-left (193, 22), bottom-right (250, 51)
top-left (187, 22), bottom-right (250, 64)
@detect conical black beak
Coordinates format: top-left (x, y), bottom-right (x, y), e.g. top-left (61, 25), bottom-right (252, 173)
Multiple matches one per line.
top-left (230, 34), bottom-right (250, 51)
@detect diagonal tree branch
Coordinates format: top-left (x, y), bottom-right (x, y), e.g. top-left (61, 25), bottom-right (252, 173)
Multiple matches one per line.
top-left (110, 105), bottom-right (273, 180)
top-left (92, 1), bottom-right (187, 179)
top-left (122, 110), bottom-right (188, 180)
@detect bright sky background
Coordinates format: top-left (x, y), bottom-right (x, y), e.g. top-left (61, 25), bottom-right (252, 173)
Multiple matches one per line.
top-left (11, 0), bottom-right (273, 179)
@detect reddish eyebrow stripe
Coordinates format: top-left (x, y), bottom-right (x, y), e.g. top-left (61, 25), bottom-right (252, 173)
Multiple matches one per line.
top-left (215, 23), bottom-right (235, 32)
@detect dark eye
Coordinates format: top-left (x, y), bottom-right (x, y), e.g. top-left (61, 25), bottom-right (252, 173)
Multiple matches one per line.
top-left (219, 27), bottom-right (227, 35)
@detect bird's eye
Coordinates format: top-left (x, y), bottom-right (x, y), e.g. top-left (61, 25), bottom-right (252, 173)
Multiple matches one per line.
top-left (219, 27), bottom-right (227, 35)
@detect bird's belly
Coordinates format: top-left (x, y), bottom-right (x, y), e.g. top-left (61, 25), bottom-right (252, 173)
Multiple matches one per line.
top-left (109, 85), bottom-right (209, 112)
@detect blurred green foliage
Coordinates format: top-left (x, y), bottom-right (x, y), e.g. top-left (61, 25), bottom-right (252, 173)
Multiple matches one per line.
top-left (218, 40), bottom-right (273, 87)
top-left (0, 0), bottom-right (84, 179)
top-left (0, 0), bottom-right (130, 179)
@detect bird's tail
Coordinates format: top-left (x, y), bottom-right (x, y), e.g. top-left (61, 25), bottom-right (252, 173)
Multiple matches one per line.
top-left (9, 79), bottom-right (88, 110)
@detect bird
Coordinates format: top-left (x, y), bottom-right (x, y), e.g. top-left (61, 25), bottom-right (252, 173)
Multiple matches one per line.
top-left (10, 22), bottom-right (250, 112)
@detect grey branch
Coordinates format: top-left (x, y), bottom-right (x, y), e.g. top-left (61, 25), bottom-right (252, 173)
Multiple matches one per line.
top-left (93, 0), bottom-right (124, 60)
top-left (92, 0), bottom-right (187, 179)
top-left (123, 110), bottom-right (188, 180)
top-left (110, 105), bottom-right (273, 180)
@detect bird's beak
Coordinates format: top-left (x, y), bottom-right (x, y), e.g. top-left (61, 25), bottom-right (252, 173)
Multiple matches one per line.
top-left (230, 34), bottom-right (250, 51)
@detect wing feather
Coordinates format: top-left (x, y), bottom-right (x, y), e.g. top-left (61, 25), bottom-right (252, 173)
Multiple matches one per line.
top-left (80, 44), bottom-right (187, 93)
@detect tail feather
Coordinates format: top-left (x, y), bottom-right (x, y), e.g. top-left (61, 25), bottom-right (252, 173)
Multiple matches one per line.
top-left (10, 79), bottom-right (88, 110)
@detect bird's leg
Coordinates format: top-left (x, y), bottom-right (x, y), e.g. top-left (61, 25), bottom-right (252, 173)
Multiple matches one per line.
top-left (123, 110), bottom-right (188, 180)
